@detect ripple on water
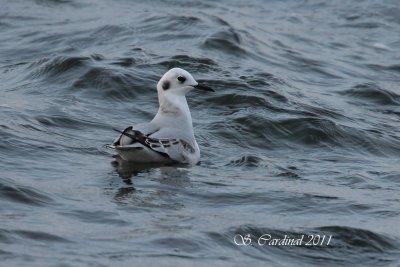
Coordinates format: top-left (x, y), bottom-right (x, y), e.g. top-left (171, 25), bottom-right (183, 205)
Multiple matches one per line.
top-left (71, 67), bottom-right (142, 100)
top-left (1, 0), bottom-right (400, 266)
top-left (227, 154), bottom-right (264, 167)
top-left (212, 106), bottom-right (400, 155)
top-left (35, 114), bottom-right (100, 129)
top-left (0, 229), bottom-right (71, 244)
top-left (316, 226), bottom-right (398, 253)
top-left (340, 83), bottom-right (400, 105)
top-left (158, 55), bottom-right (218, 72)
top-left (271, 116), bottom-right (343, 146)
top-left (203, 28), bottom-right (246, 55)
top-left (210, 93), bottom-right (271, 109)
top-left (59, 210), bottom-right (130, 226)
top-left (28, 56), bottom-right (90, 80)
top-left (209, 225), bottom-right (400, 265)
top-left (0, 178), bottom-right (53, 206)
top-left (141, 15), bottom-right (204, 34)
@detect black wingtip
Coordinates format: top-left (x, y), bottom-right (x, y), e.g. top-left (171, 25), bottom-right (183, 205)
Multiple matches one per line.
top-left (113, 127), bottom-right (171, 159)
top-left (113, 128), bottom-right (123, 134)
top-left (114, 127), bottom-right (137, 140)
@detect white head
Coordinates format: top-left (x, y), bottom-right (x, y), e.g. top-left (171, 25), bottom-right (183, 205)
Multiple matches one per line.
top-left (153, 67), bottom-right (214, 123)
top-left (156, 68), bottom-right (214, 97)
top-left (152, 68), bottom-right (213, 131)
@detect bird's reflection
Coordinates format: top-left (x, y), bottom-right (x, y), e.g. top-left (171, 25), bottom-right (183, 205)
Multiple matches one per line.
top-left (113, 186), bottom-right (136, 202)
top-left (111, 155), bottom-right (189, 179)
top-left (111, 155), bottom-right (158, 179)
top-left (109, 155), bottom-right (191, 209)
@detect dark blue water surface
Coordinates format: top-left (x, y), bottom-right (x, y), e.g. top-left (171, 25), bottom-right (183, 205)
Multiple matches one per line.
top-left (1, 0), bottom-right (400, 266)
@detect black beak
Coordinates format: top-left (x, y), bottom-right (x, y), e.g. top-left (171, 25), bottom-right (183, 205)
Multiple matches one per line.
top-left (193, 84), bottom-right (214, 92)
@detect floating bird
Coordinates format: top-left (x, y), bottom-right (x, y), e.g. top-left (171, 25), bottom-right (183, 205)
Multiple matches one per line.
top-left (109, 68), bottom-right (214, 164)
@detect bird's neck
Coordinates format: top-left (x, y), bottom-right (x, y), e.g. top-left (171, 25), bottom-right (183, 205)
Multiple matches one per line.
top-left (153, 94), bottom-right (193, 130)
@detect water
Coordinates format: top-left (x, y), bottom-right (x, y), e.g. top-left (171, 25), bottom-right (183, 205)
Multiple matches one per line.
top-left (1, 0), bottom-right (400, 266)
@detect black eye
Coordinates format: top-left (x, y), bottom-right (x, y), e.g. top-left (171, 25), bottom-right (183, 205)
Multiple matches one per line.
top-left (177, 76), bottom-right (186, 83)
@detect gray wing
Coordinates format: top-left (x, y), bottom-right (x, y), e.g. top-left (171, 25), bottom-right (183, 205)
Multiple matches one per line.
top-left (145, 137), bottom-right (195, 163)
top-left (148, 128), bottom-right (198, 162)
top-left (115, 128), bottom-right (196, 162)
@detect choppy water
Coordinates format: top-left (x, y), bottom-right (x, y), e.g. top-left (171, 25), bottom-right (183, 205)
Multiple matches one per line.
top-left (1, 0), bottom-right (400, 266)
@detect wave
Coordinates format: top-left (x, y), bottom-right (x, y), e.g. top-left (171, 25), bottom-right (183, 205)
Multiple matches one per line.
top-left (157, 55), bottom-right (218, 72)
top-left (203, 28), bottom-right (245, 55)
top-left (28, 56), bottom-right (90, 80)
top-left (204, 225), bottom-right (400, 265)
top-left (341, 83), bottom-right (400, 105)
top-left (0, 228), bottom-right (71, 243)
top-left (0, 178), bottom-right (53, 206)
top-left (71, 67), bottom-right (142, 100)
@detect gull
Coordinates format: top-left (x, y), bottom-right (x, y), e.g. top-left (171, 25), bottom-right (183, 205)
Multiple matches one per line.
top-left (109, 68), bottom-right (214, 165)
